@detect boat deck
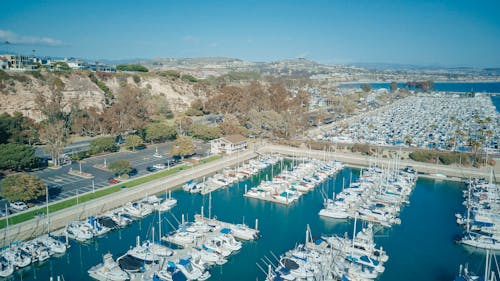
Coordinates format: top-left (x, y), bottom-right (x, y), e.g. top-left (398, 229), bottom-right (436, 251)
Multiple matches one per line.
top-left (243, 192), bottom-right (293, 205)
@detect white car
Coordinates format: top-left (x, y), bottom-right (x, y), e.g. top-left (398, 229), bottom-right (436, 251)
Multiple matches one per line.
top-left (10, 201), bottom-right (28, 211)
top-left (153, 164), bottom-right (166, 170)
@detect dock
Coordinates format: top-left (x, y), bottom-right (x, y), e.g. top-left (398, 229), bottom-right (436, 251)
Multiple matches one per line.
top-left (243, 159), bottom-right (344, 206)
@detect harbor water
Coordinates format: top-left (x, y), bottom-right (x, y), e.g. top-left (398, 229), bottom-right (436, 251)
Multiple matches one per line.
top-left (7, 164), bottom-right (486, 281)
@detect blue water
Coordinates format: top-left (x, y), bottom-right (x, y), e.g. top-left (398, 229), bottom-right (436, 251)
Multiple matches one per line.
top-left (9, 164), bottom-right (485, 281)
top-left (340, 81), bottom-right (500, 113)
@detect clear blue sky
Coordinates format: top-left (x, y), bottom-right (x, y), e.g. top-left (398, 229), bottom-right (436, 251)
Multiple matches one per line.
top-left (1, 0), bottom-right (499, 67)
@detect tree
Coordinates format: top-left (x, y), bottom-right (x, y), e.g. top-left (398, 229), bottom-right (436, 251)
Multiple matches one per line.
top-left (1, 173), bottom-right (46, 202)
top-left (404, 135), bottom-right (413, 146)
top-left (124, 135), bottom-right (143, 151)
top-left (39, 120), bottom-right (68, 167)
top-left (170, 136), bottom-right (196, 159)
top-left (0, 143), bottom-right (41, 171)
top-left (360, 83), bottom-right (372, 93)
top-left (105, 85), bottom-right (149, 134)
top-left (0, 112), bottom-right (38, 145)
top-left (191, 124), bottom-right (221, 141)
top-left (390, 82), bottom-right (398, 92)
top-left (90, 137), bottom-right (118, 154)
top-left (218, 114), bottom-right (248, 136)
top-left (144, 123), bottom-right (177, 143)
top-left (108, 160), bottom-right (132, 177)
top-left (52, 62), bottom-right (71, 71)
top-left (174, 116), bottom-right (193, 136)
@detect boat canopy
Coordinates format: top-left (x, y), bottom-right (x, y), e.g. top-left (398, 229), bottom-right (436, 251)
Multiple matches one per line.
top-left (220, 228), bottom-right (232, 234)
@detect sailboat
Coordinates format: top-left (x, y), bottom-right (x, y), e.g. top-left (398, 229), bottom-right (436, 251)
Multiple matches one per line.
top-left (454, 250), bottom-right (499, 281)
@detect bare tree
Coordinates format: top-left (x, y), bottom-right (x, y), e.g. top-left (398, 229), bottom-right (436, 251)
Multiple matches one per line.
top-left (39, 120), bottom-right (68, 167)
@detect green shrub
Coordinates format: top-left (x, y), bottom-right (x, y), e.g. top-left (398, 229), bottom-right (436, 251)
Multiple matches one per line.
top-left (185, 108), bottom-right (204, 116)
top-left (158, 71), bottom-right (180, 78)
top-left (409, 151), bottom-right (436, 162)
top-left (0, 70), bottom-right (9, 81)
top-left (181, 74), bottom-right (198, 83)
top-left (30, 71), bottom-right (43, 80)
top-left (69, 151), bottom-right (90, 161)
top-left (116, 64), bottom-right (148, 72)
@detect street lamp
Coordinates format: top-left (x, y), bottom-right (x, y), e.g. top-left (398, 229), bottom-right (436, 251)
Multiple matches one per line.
top-left (46, 185), bottom-right (50, 233)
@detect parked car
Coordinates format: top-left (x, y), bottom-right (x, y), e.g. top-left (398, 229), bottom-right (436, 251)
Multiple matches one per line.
top-left (0, 208), bottom-right (9, 217)
top-left (10, 201), bottom-right (28, 211)
top-left (146, 166), bottom-right (157, 172)
top-left (108, 178), bottom-right (120, 184)
top-left (153, 163), bottom-right (166, 170)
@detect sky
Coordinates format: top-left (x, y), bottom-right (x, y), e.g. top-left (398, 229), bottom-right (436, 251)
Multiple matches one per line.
top-left (0, 0), bottom-right (499, 67)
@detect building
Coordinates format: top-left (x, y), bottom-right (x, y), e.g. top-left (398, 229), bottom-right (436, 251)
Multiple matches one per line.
top-left (210, 134), bottom-right (247, 155)
top-left (0, 54), bottom-right (36, 70)
top-left (0, 58), bottom-right (8, 70)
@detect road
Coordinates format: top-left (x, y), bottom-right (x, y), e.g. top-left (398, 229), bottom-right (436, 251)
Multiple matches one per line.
top-left (1, 140), bottom-right (210, 213)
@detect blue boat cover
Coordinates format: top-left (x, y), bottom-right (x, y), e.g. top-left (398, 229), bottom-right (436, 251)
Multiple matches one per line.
top-left (179, 259), bottom-right (190, 266)
top-left (220, 228), bottom-right (232, 234)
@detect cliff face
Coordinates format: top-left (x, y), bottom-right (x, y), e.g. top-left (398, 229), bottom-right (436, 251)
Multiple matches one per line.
top-left (105, 75), bottom-right (205, 112)
top-left (0, 71), bottom-right (206, 121)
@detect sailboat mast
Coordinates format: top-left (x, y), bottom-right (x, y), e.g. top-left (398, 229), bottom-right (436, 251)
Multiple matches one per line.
top-left (158, 210), bottom-right (162, 241)
top-left (352, 212), bottom-right (357, 255)
top-left (208, 192), bottom-right (212, 219)
top-left (466, 185), bottom-right (471, 233)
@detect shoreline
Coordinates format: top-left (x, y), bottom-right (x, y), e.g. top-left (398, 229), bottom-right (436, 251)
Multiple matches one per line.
top-left (338, 80), bottom-right (500, 85)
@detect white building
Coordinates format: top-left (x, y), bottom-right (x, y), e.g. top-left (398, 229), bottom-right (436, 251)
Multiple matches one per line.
top-left (210, 134), bottom-right (247, 155)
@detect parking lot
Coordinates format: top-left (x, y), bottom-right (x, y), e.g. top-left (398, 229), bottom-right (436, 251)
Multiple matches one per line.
top-left (1, 140), bottom-right (210, 214)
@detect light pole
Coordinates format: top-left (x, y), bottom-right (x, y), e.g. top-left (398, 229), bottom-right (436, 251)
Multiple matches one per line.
top-left (46, 185), bottom-right (50, 233)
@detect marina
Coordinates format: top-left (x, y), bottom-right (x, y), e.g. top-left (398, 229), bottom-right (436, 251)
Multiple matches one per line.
top-left (318, 163), bottom-right (417, 227)
top-left (455, 176), bottom-right (500, 251)
top-left (244, 159), bottom-right (343, 205)
top-left (0, 164), bottom-right (489, 281)
top-left (318, 93), bottom-right (500, 152)
top-left (183, 155), bottom-right (283, 195)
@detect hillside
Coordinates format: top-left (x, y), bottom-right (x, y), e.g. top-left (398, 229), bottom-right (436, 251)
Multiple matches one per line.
top-left (0, 70), bottom-right (208, 121)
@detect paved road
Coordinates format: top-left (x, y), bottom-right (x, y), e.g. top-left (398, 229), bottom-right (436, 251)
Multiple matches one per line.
top-left (1, 140), bottom-right (210, 213)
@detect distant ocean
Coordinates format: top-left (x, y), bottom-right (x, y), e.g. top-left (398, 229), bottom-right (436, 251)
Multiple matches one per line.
top-left (340, 81), bottom-right (500, 113)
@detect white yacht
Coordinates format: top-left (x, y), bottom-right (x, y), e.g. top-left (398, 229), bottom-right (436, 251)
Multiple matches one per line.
top-left (176, 257), bottom-right (210, 281)
top-left (36, 235), bottom-right (67, 255)
top-left (0, 256), bottom-right (13, 278)
top-left (122, 201), bottom-right (153, 218)
top-left (88, 253), bottom-right (129, 281)
top-left (66, 221), bottom-right (94, 242)
top-left (1, 244), bottom-right (32, 268)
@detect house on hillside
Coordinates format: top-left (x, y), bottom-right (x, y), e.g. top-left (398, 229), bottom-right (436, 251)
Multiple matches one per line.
top-left (210, 134), bottom-right (247, 155)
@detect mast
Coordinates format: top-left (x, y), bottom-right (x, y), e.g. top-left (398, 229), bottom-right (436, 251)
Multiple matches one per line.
top-left (352, 212), bottom-right (358, 256)
top-left (158, 210), bottom-right (162, 241)
top-left (466, 184), bottom-right (471, 233)
top-left (208, 192), bottom-right (212, 219)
